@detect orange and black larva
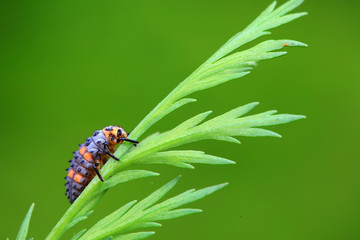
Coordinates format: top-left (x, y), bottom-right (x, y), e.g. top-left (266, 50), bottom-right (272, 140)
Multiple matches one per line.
top-left (65, 126), bottom-right (138, 203)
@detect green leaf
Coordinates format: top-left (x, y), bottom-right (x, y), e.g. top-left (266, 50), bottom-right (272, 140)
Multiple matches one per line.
top-left (70, 229), bottom-right (87, 240)
top-left (87, 200), bottom-right (138, 232)
top-left (72, 191), bottom-right (106, 224)
top-left (123, 176), bottom-right (181, 216)
top-left (204, 102), bottom-right (259, 124)
top-left (149, 208), bottom-right (203, 221)
top-left (16, 203), bottom-right (35, 240)
top-left (172, 111), bottom-right (212, 133)
top-left (162, 98), bottom-right (197, 117)
top-left (111, 232), bottom-right (155, 240)
top-left (65, 170), bottom-right (159, 232)
top-left (65, 211), bottom-right (93, 231)
top-left (122, 103), bottom-right (305, 164)
top-left (139, 150), bottom-right (235, 169)
top-left (98, 170), bottom-right (160, 193)
top-left (78, 177), bottom-right (180, 240)
top-left (128, 222), bottom-right (162, 230)
top-left (79, 178), bottom-right (226, 240)
top-left (208, 0), bottom-right (307, 63)
top-left (143, 183), bottom-right (228, 215)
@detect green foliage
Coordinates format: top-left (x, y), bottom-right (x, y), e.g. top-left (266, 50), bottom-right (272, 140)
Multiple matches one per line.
top-left (76, 177), bottom-right (226, 240)
top-left (23, 0), bottom-right (307, 239)
top-left (139, 150), bottom-right (235, 169)
top-left (103, 1), bottom-right (307, 159)
top-left (70, 229), bottom-right (87, 240)
top-left (122, 102), bottom-right (304, 167)
top-left (109, 232), bottom-right (155, 240)
top-left (65, 170), bottom-right (160, 232)
top-left (97, 170), bottom-right (159, 193)
top-left (16, 203), bottom-right (34, 240)
top-left (208, 0), bottom-right (307, 63)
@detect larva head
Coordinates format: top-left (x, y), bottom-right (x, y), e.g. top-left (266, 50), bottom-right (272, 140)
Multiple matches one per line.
top-left (103, 126), bottom-right (128, 145)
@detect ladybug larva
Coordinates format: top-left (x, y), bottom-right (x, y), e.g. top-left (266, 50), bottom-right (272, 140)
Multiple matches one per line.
top-left (65, 126), bottom-right (139, 203)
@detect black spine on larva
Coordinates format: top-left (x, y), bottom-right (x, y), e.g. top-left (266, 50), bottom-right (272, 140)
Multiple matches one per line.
top-left (65, 128), bottom-right (114, 204)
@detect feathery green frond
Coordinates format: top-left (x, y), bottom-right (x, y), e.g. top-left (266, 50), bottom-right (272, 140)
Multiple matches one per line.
top-left (179, 39), bottom-right (306, 97)
top-left (63, 170), bottom-right (159, 234)
top-left (121, 103), bottom-right (304, 164)
top-left (102, 0), bottom-right (307, 151)
top-left (87, 200), bottom-right (138, 234)
top-left (44, 1), bottom-right (307, 239)
top-left (16, 203), bottom-right (34, 240)
top-left (78, 177), bottom-right (227, 240)
top-left (208, 0), bottom-right (307, 63)
top-left (97, 170), bottom-right (159, 193)
top-left (138, 150), bottom-right (235, 169)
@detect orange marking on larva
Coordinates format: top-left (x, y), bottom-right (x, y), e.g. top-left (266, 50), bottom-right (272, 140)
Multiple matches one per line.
top-left (68, 169), bottom-right (75, 178)
top-left (103, 129), bottom-right (110, 137)
top-left (74, 173), bottom-right (83, 183)
top-left (112, 128), bottom-right (118, 137)
top-left (284, 43), bottom-right (289, 47)
top-left (79, 146), bottom-right (87, 155)
top-left (84, 152), bottom-right (93, 161)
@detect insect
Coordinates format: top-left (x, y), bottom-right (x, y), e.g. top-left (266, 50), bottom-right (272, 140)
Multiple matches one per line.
top-left (65, 126), bottom-right (139, 203)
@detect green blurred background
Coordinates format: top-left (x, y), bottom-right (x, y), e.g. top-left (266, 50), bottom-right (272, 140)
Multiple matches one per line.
top-left (1, 0), bottom-right (359, 239)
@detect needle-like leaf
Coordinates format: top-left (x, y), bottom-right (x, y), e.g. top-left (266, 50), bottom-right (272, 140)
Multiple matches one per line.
top-left (16, 203), bottom-right (35, 240)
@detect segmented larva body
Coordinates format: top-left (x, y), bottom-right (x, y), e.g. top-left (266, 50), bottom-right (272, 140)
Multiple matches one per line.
top-left (65, 126), bottom-right (138, 203)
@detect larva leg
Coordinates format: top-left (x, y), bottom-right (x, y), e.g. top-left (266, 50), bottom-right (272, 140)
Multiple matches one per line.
top-left (93, 163), bottom-right (104, 182)
top-left (118, 137), bottom-right (139, 146)
top-left (104, 146), bottom-right (120, 161)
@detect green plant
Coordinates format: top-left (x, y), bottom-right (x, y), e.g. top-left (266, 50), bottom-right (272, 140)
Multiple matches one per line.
top-left (13, 0), bottom-right (307, 239)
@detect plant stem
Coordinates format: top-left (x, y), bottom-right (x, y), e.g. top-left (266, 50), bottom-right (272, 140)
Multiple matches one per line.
top-left (45, 1), bottom-right (307, 237)
top-left (45, 63), bottom-right (206, 240)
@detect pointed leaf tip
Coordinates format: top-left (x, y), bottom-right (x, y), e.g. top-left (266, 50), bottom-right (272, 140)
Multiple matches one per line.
top-left (244, 102), bottom-right (260, 109)
top-left (291, 114), bottom-right (306, 121)
top-left (282, 40), bottom-right (307, 47)
top-left (220, 182), bottom-right (229, 187)
top-left (298, 114), bottom-right (306, 118)
top-left (111, 231), bottom-right (155, 240)
top-left (202, 182), bottom-right (229, 194)
top-left (16, 203), bottom-right (35, 240)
